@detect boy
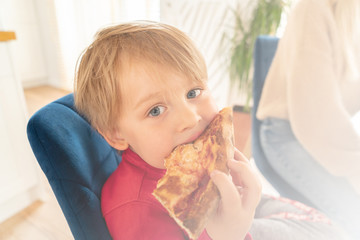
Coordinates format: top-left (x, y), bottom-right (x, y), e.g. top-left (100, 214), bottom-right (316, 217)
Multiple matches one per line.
top-left (74, 21), bottom-right (347, 240)
top-left (74, 21), bottom-right (261, 240)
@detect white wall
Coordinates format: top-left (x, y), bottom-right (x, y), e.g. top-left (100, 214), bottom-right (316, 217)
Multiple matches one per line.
top-left (1, 0), bottom-right (48, 88)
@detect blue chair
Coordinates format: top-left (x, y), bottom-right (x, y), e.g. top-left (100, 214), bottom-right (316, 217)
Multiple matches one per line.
top-left (27, 93), bottom-right (121, 240)
top-left (252, 35), bottom-right (314, 207)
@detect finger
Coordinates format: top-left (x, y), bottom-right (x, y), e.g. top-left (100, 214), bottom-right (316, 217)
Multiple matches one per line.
top-left (210, 170), bottom-right (240, 211)
top-left (229, 148), bottom-right (250, 185)
top-left (236, 186), bottom-right (244, 195)
top-left (227, 159), bottom-right (262, 209)
top-left (228, 158), bottom-right (253, 185)
top-left (234, 148), bottom-right (249, 163)
top-left (228, 159), bottom-right (260, 188)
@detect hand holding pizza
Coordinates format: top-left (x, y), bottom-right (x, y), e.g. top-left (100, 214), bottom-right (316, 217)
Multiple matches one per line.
top-left (206, 148), bottom-right (262, 240)
top-left (153, 108), bottom-right (261, 239)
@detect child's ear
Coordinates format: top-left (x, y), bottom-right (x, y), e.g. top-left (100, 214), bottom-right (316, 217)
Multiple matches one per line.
top-left (100, 130), bottom-right (129, 151)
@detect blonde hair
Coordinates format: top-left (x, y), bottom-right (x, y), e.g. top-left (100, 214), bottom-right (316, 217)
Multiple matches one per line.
top-left (330, 0), bottom-right (360, 79)
top-left (74, 21), bottom-right (207, 134)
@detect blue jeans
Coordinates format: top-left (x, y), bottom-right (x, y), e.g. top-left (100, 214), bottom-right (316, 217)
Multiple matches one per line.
top-left (260, 118), bottom-right (360, 240)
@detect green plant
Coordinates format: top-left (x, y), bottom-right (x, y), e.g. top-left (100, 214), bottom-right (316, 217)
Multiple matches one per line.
top-left (225, 0), bottom-right (285, 112)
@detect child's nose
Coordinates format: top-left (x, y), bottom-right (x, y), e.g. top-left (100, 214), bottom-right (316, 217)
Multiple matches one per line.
top-left (176, 104), bottom-right (200, 132)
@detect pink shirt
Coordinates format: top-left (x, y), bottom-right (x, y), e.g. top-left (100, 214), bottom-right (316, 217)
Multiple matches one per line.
top-left (101, 149), bottom-right (252, 240)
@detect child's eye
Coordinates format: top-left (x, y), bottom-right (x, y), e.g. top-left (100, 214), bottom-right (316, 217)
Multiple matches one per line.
top-left (148, 106), bottom-right (165, 117)
top-left (187, 89), bottom-right (201, 99)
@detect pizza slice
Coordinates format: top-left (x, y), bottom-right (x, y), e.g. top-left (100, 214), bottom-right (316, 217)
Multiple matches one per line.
top-left (152, 107), bottom-right (234, 239)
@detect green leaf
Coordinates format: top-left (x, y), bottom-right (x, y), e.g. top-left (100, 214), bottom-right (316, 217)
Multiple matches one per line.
top-left (222, 0), bottom-right (284, 109)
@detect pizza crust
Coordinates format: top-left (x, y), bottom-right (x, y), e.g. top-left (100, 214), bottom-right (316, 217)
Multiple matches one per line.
top-left (153, 107), bottom-right (234, 239)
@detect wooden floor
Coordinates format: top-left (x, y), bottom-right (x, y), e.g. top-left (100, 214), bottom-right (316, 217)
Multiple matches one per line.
top-left (0, 86), bottom-right (73, 240)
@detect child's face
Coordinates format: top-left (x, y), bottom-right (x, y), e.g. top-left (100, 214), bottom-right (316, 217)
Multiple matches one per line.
top-left (112, 63), bottom-right (218, 169)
